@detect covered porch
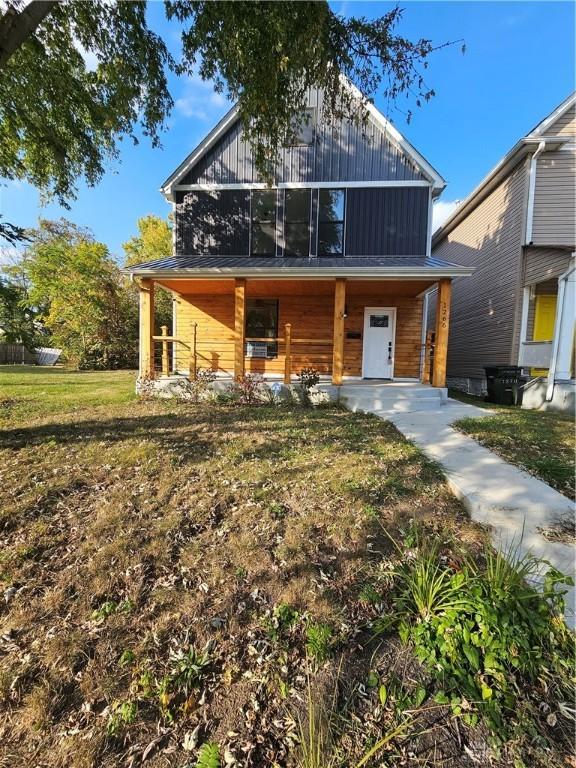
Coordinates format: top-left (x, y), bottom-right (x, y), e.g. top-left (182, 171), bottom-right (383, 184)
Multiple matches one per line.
top-left (137, 275), bottom-right (454, 388)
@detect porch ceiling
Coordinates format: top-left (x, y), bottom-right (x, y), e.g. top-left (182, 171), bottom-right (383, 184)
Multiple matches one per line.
top-left (156, 277), bottom-right (436, 298)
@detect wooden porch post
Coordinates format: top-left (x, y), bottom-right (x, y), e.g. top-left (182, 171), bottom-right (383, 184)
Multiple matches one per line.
top-left (139, 278), bottom-right (155, 378)
top-left (332, 278), bottom-right (346, 385)
top-left (432, 278), bottom-right (452, 387)
top-left (234, 278), bottom-right (246, 379)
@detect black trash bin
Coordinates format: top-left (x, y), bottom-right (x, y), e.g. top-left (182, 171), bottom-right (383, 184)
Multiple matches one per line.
top-left (484, 365), bottom-right (523, 406)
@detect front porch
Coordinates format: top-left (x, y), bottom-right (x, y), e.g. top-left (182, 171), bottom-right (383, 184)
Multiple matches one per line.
top-left (137, 276), bottom-right (453, 388)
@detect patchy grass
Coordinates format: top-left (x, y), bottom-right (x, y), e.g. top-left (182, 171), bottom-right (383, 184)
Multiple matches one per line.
top-left (449, 391), bottom-right (575, 500)
top-left (0, 370), bottom-right (572, 767)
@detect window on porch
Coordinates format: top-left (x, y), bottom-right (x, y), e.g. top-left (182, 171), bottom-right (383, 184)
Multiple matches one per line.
top-left (245, 298), bottom-right (279, 358)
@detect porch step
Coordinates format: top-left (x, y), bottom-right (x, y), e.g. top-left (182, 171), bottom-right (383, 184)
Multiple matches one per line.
top-left (339, 383), bottom-right (447, 414)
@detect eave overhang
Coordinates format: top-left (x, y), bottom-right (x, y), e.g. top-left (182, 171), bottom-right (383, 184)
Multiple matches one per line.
top-left (125, 265), bottom-right (473, 280)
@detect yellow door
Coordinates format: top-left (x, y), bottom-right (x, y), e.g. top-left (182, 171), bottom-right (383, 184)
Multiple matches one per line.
top-left (531, 294), bottom-right (557, 376)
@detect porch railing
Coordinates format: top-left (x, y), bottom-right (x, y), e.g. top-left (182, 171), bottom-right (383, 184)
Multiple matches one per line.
top-left (151, 323), bottom-right (333, 382)
top-left (151, 323), bottom-right (433, 384)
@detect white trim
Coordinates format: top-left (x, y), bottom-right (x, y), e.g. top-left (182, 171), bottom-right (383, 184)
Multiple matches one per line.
top-left (160, 105), bottom-right (240, 197)
top-left (362, 307), bottom-right (397, 379)
top-left (517, 287), bottom-right (531, 364)
top-left (524, 140), bottom-right (546, 244)
top-left (529, 92), bottom-right (576, 137)
top-left (131, 266), bottom-right (473, 280)
top-left (546, 257), bottom-right (576, 400)
top-left (172, 180), bottom-right (432, 191)
top-left (172, 296), bottom-right (177, 373)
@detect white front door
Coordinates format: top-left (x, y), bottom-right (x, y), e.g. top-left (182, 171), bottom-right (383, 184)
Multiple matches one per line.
top-left (362, 307), bottom-right (396, 379)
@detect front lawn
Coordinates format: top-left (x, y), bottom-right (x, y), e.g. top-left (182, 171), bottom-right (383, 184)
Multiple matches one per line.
top-left (0, 368), bottom-right (573, 767)
top-left (450, 391), bottom-right (575, 500)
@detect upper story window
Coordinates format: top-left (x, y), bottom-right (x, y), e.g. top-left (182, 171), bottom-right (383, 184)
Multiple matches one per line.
top-left (250, 189), bottom-right (277, 256)
top-left (318, 189), bottom-right (345, 256)
top-left (284, 189), bottom-right (311, 257)
top-left (287, 108), bottom-right (315, 146)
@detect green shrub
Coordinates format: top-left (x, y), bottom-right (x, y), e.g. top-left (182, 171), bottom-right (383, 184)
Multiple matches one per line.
top-left (305, 622), bottom-right (334, 664)
top-left (379, 529), bottom-right (575, 739)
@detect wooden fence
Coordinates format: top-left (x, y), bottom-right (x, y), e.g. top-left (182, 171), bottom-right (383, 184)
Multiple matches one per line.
top-left (0, 343), bottom-right (36, 365)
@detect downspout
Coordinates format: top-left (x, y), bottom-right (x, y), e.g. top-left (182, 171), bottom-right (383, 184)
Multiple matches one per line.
top-left (524, 140), bottom-right (546, 244)
top-left (546, 259), bottom-right (576, 401)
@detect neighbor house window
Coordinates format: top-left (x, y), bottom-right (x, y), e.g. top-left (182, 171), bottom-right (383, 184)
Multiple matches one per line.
top-left (245, 299), bottom-right (279, 357)
top-left (251, 189), bottom-right (277, 256)
top-left (284, 189), bottom-right (311, 257)
top-left (317, 189), bottom-right (345, 256)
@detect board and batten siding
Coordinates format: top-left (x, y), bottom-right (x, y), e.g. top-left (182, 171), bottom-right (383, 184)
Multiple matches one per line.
top-left (532, 150), bottom-right (576, 247)
top-left (176, 187), bottom-right (429, 256)
top-left (179, 90), bottom-right (427, 186)
top-left (430, 158), bottom-right (529, 379)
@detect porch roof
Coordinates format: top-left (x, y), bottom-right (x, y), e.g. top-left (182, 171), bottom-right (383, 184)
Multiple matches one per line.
top-left (125, 254), bottom-right (473, 280)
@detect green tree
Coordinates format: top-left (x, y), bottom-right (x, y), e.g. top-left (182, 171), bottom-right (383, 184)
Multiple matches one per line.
top-left (123, 214), bottom-right (174, 332)
top-left (0, 276), bottom-right (41, 348)
top-left (23, 219), bottom-right (138, 369)
top-left (1, 0), bottom-right (452, 237)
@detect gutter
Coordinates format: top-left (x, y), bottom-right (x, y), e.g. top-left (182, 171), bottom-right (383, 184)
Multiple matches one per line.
top-left (524, 140), bottom-right (546, 244)
top-left (123, 265), bottom-right (474, 280)
top-left (546, 258), bottom-right (576, 402)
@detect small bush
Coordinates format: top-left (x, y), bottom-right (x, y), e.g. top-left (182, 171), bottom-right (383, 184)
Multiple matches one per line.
top-left (379, 528), bottom-right (575, 740)
top-left (298, 367), bottom-right (321, 406)
top-left (229, 372), bottom-right (266, 405)
top-left (305, 622), bottom-right (334, 664)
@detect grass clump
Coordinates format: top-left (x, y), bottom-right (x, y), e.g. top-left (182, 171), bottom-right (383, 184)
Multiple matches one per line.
top-left (379, 526), bottom-right (575, 745)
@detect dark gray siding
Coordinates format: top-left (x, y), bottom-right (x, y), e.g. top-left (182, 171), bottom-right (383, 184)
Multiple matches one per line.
top-left (176, 187), bottom-right (429, 257)
top-left (175, 190), bottom-right (250, 255)
top-left (345, 187), bottom-right (428, 256)
top-left (180, 90), bottom-right (427, 186)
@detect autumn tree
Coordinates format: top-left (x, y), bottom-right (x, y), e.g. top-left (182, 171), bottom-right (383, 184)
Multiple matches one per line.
top-left (21, 220), bottom-right (138, 369)
top-left (123, 214), bottom-right (174, 332)
top-left (1, 0), bottom-right (453, 240)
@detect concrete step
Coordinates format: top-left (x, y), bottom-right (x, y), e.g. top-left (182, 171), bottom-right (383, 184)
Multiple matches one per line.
top-left (342, 394), bottom-right (445, 414)
top-left (340, 384), bottom-right (446, 400)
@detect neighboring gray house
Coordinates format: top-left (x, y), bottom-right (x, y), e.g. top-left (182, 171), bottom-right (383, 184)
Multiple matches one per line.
top-left (430, 93), bottom-right (575, 411)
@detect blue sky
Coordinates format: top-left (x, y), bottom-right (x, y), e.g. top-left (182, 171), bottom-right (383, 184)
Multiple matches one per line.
top-left (2, 0), bottom-right (575, 262)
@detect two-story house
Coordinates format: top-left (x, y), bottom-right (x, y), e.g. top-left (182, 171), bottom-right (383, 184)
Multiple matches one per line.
top-left (431, 93), bottom-right (575, 412)
top-left (127, 85), bottom-right (471, 399)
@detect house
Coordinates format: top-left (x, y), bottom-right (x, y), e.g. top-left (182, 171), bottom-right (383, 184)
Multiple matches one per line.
top-left (127, 85), bottom-right (472, 402)
top-left (431, 93), bottom-right (576, 412)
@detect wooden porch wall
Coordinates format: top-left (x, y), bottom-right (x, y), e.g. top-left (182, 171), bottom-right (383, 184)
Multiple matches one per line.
top-left (174, 285), bottom-right (423, 378)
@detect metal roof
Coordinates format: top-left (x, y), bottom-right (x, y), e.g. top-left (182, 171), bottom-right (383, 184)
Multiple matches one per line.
top-left (125, 254), bottom-right (473, 279)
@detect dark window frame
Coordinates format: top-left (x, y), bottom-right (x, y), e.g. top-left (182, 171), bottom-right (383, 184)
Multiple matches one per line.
top-left (245, 298), bottom-right (279, 358)
top-left (317, 188), bottom-right (346, 257)
top-left (283, 188), bottom-right (312, 257)
top-left (250, 189), bottom-right (277, 257)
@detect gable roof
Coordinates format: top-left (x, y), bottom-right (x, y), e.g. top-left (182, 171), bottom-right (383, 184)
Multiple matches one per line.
top-left (432, 92), bottom-right (575, 246)
top-left (160, 79), bottom-right (446, 199)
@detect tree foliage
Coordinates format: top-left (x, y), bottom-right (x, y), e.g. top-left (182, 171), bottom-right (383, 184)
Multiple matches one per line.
top-left (0, 276), bottom-right (41, 348)
top-left (169, 1), bottom-right (446, 180)
top-left (0, 1), bottom-right (172, 205)
top-left (1, 0), bottom-right (451, 223)
top-left (21, 219), bottom-right (138, 369)
top-left (123, 214), bottom-right (173, 332)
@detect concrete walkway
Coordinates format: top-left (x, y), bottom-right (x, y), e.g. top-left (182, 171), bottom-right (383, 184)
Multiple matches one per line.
top-left (368, 399), bottom-right (575, 624)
